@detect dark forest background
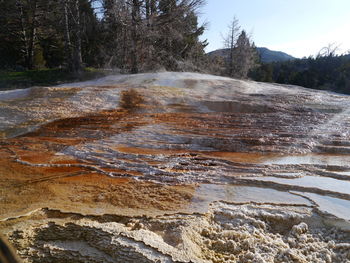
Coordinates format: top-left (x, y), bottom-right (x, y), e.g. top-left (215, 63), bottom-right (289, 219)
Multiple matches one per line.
top-left (0, 0), bottom-right (208, 73)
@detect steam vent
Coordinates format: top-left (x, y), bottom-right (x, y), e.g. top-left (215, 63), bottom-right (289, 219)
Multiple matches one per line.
top-left (1, 72), bottom-right (350, 263)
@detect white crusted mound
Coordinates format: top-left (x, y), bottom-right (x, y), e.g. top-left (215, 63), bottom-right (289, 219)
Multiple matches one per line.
top-left (6, 203), bottom-right (350, 263)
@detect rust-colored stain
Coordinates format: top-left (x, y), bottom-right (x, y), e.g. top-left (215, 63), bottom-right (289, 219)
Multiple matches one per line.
top-left (0, 107), bottom-right (203, 219)
top-left (2, 83), bottom-right (349, 220)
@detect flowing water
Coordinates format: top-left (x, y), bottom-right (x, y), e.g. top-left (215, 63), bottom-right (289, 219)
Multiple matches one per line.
top-left (1, 72), bottom-right (350, 263)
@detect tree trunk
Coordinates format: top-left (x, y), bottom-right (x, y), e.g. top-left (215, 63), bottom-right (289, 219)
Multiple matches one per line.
top-left (18, 1), bottom-right (30, 68)
top-left (27, 0), bottom-right (38, 70)
top-left (62, 0), bottom-right (82, 73)
top-left (145, 0), bottom-right (150, 21)
top-left (62, 0), bottom-right (72, 69)
top-left (229, 28), bottom-right (234, 76)
top-left (225, 18), bottom-right (240, 77)
top-left (150, 0), bottom-right (156, 15)
top-left (72, 0), bottom-right (83, 72)
top-left (121, 26), bottom-right (127, 72)
top-left (130, 0), bottom-right (140, 74)
top-left (18, 0), bottom-right (37, 69)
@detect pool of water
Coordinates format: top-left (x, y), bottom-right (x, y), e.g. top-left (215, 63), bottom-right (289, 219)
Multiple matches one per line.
top-left (263, 154), bottom-right (350, 166)
top-left (245, 175), bottom-right (350, 196)
top-left (188, 184), bottom-right (311, 213)
top-left (296, 192), bottom-right (350, 220)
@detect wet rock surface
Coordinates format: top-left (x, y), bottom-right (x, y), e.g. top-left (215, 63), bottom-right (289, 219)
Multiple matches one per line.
top-left (1, 72), bottom-right (350, 262)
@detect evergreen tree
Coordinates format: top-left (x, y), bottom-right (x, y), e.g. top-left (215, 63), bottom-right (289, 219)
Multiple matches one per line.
top-left (231, 30), bottom-right (258, 79)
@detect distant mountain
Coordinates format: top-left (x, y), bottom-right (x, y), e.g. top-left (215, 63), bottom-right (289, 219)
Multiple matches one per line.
top-left (256, 47), bottom-right (295, 63)
top-left (208, 47), bottom-right (295, 63)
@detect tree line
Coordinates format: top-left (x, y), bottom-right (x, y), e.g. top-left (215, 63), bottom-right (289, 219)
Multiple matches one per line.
top-left (2, 1), bottom-right (348, 95)
top-left (251, 51), bottom-right (350, 94)
top-left (0, 0), bottom-right (208, 73)
top-left (0, 0), bottom-right (258, 79)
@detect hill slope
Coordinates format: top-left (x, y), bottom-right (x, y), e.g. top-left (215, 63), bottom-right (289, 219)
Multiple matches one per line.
top-left (208, 47), bottom-right (295, 63)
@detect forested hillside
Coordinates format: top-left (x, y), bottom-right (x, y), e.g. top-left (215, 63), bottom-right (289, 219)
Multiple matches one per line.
top-left (0, 0), bottom-right (207, 73)
top-left (251, 54), bottom-right (350, 94)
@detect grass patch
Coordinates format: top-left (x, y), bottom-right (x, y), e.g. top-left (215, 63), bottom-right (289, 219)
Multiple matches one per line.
top-left (0, 68), bottom-right (109, 90)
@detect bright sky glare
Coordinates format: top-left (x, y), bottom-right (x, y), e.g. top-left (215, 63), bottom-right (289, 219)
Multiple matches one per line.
top-left (198, 0), bottom-right (350, 58)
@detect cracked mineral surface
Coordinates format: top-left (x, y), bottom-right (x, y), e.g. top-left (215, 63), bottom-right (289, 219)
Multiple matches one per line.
top-left (1, 72), bottom-right (350, 262)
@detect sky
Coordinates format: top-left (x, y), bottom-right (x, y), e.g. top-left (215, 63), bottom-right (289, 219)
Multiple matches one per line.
top-left (198, 0), bottom-right (350, 58)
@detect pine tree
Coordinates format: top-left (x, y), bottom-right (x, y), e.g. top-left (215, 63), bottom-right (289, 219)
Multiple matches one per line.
top-left (231, 30), bottom-right (258, 79)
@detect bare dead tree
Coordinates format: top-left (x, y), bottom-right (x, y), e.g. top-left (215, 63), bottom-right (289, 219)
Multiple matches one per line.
top-left (98, 0), bottom-right (206, 72)
top-left (317, 43), bottom-right (340, 58)
top-left (223, 17), bottom-right (240, 77)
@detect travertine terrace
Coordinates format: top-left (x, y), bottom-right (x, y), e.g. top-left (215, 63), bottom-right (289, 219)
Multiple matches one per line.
top-left (1, 72), bottom-right (350, 262)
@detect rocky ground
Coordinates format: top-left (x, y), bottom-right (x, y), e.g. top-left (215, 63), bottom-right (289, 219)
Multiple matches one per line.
top-left (1, 72), bottom-right (350, 262)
